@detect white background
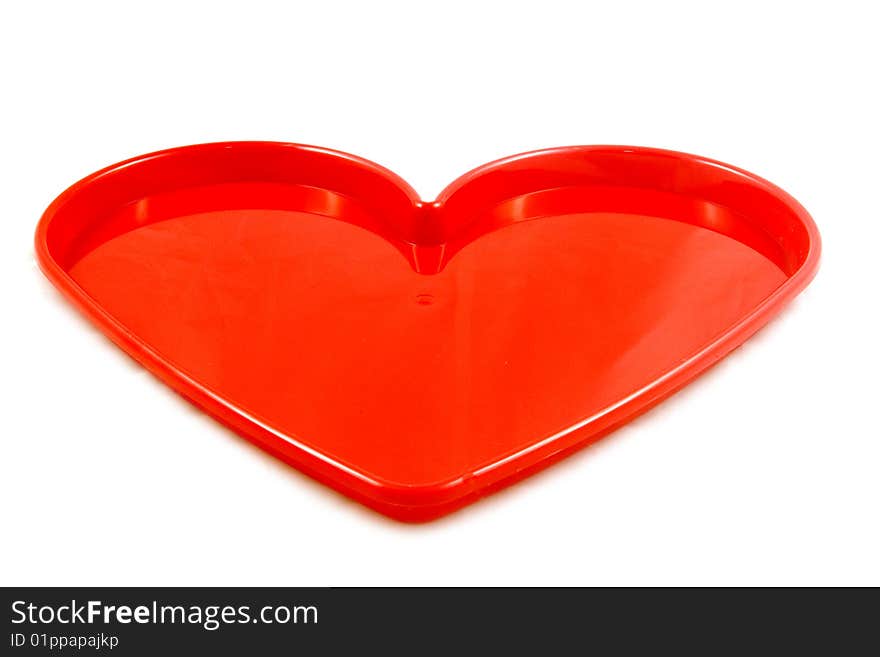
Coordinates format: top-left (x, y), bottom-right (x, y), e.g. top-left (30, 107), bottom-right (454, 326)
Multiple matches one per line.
top-left (1, 1), bottom-right (877, 586)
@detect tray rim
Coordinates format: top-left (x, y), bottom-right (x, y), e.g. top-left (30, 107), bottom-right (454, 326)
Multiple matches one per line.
top-left (34, 142), bottom-right (822, 521)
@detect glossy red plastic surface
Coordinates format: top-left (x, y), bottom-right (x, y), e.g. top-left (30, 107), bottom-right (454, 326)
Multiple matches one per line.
top-left (36, 143), bottom-right (820, 521)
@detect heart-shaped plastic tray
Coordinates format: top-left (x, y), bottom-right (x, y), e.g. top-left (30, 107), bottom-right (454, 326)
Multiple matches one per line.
top-left (36, 143), bottom-right (820, 521)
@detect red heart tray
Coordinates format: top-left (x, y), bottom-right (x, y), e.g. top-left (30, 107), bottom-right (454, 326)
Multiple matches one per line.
top-left (36, 143), bottom-right (820, 521)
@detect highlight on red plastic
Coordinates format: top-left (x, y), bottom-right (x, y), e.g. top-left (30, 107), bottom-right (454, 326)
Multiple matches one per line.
top-left (36, 143), bottom-right (820, 521)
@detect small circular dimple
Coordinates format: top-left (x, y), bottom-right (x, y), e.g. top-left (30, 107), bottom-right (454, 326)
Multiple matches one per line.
top-left (415, 294), bottom-right (434, 306)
